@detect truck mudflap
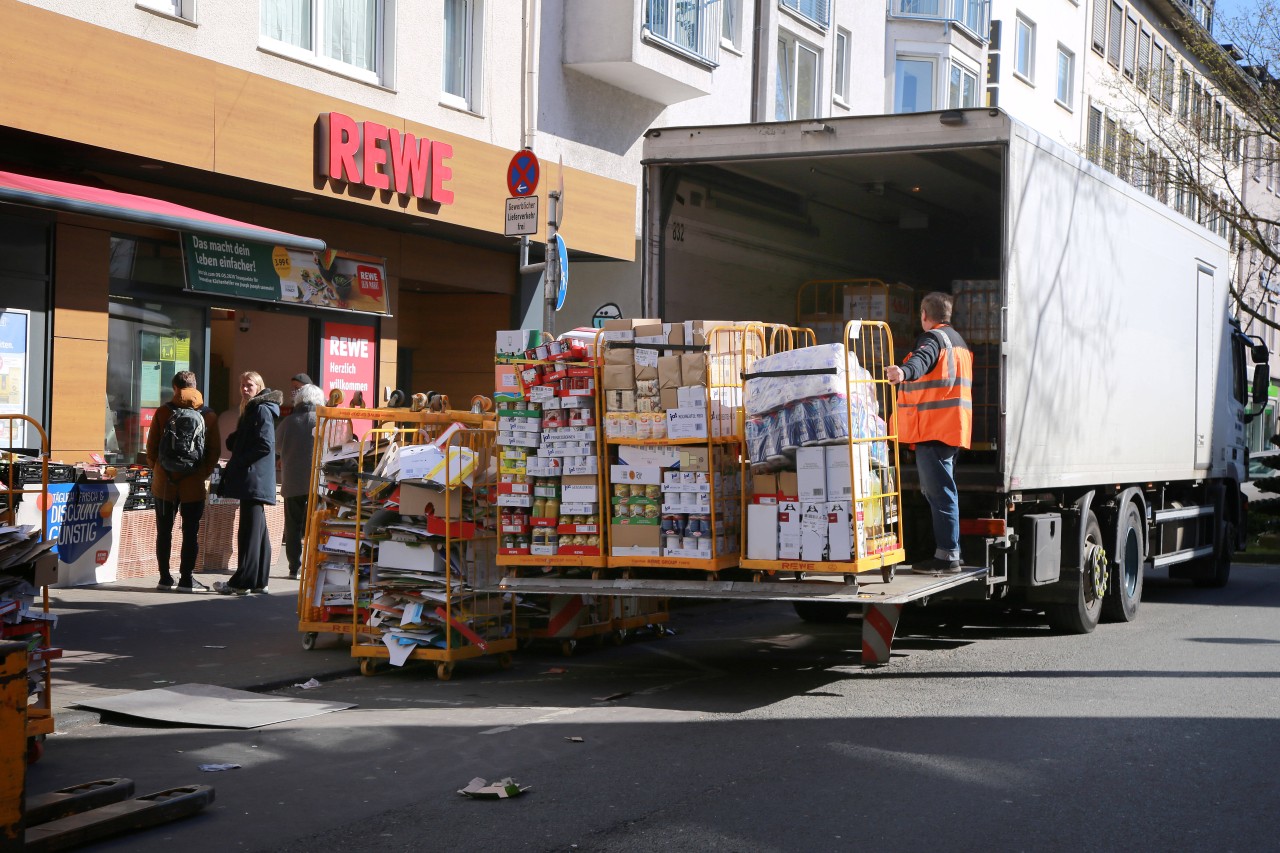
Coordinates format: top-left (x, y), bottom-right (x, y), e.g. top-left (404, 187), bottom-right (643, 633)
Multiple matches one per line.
top-left (497, 566), bottom-right (987, 666)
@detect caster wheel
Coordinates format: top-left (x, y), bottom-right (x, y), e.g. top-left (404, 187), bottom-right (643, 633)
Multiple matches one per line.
top-left (302, 632), bottom-right (318, 650)
top-left (436, 663), bottom-right (455, 681)
top-left (560, 639), bottom-right (577, 657)
top-left (611, 630), bottom-right (626, 646)
top-left (650, 624), bottom-right (667, 639)
top-left (497, 653), bottom-right (514, 670)
top-left (881, 566), bottom-right (895, 584)
top-left (359, 659), bottom-right (378, 676)
top-left (27, 735), bottom-right (45, 765)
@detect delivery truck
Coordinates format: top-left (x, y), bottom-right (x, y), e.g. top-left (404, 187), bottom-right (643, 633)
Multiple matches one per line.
top-left (628, 107), bottom-right (1269, 635)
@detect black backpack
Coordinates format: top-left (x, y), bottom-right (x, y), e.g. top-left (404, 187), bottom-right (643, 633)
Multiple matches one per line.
top-left (158, 404), bottom-right (207, 478)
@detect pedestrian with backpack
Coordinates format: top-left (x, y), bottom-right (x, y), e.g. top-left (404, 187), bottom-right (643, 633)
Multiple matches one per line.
top-left (213, 371), bottom-right (283, 596)
top-left (146, 370), bottom-right (220, 592)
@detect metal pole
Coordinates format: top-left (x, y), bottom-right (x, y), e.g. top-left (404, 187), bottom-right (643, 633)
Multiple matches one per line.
top-left (544, 190), bottom-right (561, 336)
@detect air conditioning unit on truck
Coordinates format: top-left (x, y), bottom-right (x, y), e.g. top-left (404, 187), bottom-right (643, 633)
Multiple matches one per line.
top-left (637, 108), bottom-right (1269, 634)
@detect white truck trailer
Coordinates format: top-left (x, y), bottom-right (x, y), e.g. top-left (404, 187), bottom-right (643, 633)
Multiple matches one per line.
top-left (633, 107), bottom-right (1269, 634)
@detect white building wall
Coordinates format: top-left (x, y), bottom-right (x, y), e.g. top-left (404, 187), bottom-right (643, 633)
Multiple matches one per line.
top-left (988, 0), bottom-right (1088, 148)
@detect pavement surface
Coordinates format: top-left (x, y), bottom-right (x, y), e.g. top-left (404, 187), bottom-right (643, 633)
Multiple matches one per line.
top-left (47, 553), bottom-right (354, 733)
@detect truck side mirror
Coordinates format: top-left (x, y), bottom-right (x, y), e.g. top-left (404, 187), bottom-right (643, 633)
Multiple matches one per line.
top-left (1252, 363), bottom-right (1270, 409)
top-left (1253, 343), bottom-right (1270, 363)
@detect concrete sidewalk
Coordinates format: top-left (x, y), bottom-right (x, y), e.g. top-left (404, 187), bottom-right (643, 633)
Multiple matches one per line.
top-left (45, 555), bottom-right (359, 732)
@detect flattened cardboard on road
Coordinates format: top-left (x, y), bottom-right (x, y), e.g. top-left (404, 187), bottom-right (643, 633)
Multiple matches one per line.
top-left (75, 684), bottom-right (354, 729)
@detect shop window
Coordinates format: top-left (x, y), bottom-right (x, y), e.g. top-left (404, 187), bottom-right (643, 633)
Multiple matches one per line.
top-left (106, 298), bottom-right (207, 465)
top-left (260, 0), bottom-right (393, 87)
top-left (443, 0), bottom-right (484, 111)
top-left (776, 32), bottom-right (820, 121)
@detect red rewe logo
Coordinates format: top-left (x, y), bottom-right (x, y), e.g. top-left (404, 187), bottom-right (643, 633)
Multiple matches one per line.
top-left (95, 550), bottom-right (109, 565)
top-left (318, 112), bottom-right (455, 204)
top-left (356, 265), bottom-right (384, 299)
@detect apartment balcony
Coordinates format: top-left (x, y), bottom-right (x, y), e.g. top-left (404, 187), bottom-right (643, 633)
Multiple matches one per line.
top-left (563, 0), bottom-right (719, 106)
top-left (888, 0), bottom-right (990, 43)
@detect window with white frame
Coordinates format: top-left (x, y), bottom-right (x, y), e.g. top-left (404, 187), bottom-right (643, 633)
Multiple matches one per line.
top-left (834, 28), bottom-right (850, 103)
top-left (780, 0), bottom-right (830, 29)
top-left (1056, 45), bottom-right (1074, 108)
top-left (722, 0), bottom-right (742, 50)
top-left (261, 0), bottom-right (390, 85)
top-left (138, 0), bottom-right (194, 20)
top-left (948, 61), bottom-right (978, 108)
top-left (1150, 42), bottom-right (1163, 103)
top-left (1014, 15), bottom-right (1035, 82)
top-left (777, 33), bottom-right (820, 121)
top-left (443, 0), bottom-right (483, 111)
top-left (894, 57), bottom-right (934, 114)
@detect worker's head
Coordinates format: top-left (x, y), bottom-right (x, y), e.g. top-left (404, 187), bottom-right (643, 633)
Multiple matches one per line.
top-left (172, 370), bottom-right (197, 390)
top-left (920, 292), bottom-right (954, 330)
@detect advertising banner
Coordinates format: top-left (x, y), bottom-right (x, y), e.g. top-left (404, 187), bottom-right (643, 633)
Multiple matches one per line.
top-left (321, 322), bottom-right (377, 439)
top-left (182, 233), bottom-right (388, 315)
top-left (55, 482), bottom-right (128, 586)
top-left (15, 481), bottom-right (75, 555)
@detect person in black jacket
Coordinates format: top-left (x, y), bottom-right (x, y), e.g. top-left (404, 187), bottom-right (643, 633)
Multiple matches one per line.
top-left (213, 371), bottom-right (283, 595)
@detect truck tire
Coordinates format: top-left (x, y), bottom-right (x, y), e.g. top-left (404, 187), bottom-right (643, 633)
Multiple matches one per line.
top-left (1102, 502), bottom-right (1144, 623)
top-left (1047, 511), bottom-right (1105, 634)
top-left (792, 602), bottom-right (855, 623)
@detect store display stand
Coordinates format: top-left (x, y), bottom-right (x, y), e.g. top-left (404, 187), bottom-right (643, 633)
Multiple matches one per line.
top-left (0, 414), bottom-right (59, 763)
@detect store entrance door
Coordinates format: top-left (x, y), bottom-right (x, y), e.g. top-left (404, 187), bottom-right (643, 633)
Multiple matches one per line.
top-left (209, 307), bottom-right (311, 455)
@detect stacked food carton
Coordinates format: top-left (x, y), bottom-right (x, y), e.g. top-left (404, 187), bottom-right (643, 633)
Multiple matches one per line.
top-left (609, 445), bottom-right (741, 559)
top-left (495, 332), bottom-right (601, 559)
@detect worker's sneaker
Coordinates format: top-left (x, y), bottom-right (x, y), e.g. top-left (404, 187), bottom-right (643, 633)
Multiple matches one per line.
top-left (917, 558), bottom-right (963, 575)
top-left (176, 578), bottom-right (208, 594)
top-left (212, 581), bottom-right (248, 596)
top-left (250, 587), bottom-right (270, 595)
top-left (156, 578), bottom-right (175, 591)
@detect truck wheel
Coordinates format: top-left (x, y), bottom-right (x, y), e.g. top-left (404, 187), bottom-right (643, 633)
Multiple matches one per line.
top-left (1102, 503), bottom-right (1144, 623)
top-left (793, 602), bottom-right (854, 623)
top-left (1192, 521), bottom-right (1233, 589)
top-left (1047, 511), bottom-right (1105, 634)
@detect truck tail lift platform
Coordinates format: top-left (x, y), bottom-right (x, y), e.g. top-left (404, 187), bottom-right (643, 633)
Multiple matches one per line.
top-left (500, 565), bottom-right (987, 665)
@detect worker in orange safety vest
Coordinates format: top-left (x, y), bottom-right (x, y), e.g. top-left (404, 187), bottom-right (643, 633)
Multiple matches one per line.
top-left (886, 291), bottom-right (973, 574)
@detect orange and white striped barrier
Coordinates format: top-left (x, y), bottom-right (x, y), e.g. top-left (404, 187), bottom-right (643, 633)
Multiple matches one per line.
top-left (861, 603), bottom-right (903, 666)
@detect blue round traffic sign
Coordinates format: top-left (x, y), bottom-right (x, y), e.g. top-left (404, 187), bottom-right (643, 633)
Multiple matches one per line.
top-left (508, 150), bottom-right (540, 197)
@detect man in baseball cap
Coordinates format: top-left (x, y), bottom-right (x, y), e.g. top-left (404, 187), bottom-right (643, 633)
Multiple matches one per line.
top-left (290, 373), bottom-right (313, 391)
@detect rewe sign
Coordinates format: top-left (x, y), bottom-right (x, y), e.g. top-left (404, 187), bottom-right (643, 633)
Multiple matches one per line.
top-left (318, 112), bottom-right (455, 204)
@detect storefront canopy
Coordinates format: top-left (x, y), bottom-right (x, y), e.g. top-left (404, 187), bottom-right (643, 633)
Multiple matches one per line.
top-left (0, 169), bottom-right (326, 252)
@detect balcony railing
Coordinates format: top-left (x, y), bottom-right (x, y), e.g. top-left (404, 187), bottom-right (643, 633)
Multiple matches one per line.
top-left (645, 0), bottom-right (720, 64)
top-left (890, 0), bottom-right (989, 41)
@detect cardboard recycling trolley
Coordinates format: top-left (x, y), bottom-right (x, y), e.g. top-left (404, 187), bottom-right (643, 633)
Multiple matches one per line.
top-left (495, 331), bottom-right (669, 651)
top-left (0, 414), bottom-right (60, 763)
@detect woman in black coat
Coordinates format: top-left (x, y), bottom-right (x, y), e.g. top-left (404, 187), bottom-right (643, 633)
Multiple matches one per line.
top-left (214, 371), bottom-right (283, 595)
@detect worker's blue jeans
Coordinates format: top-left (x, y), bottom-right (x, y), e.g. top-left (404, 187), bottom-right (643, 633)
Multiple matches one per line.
top-left (914, 441), bottom-right (961, 562)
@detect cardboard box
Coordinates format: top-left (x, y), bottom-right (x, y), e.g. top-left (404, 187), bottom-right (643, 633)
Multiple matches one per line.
top-left (658, 356), bottom-right (682, 390)
top-left (610, 465), bottom-right (664, 485)
top-left (602, 318), bottom-right (660, 331)
top-left (677, 385), bottom-right (706, 408)
top-left (377, 540), bottom-right (445, 572)
top-left (825, 445), bottom-right (853, 499)
top-left (778, 471), bottom-right (799, 500)
top-left (746, 503), bottom-right (779, 560)
top-left (602, 363), bottom-right (636, 390)
top-left (610, 521), bottom-right (662, 551)
top-left (826, 501), bottom-right (852, 561)
top-left (679, 447), bottom-right (710, 472)
top-left (561, 474), bottom-right (599, 503)
top-left (494, 363), bottom-right (521, 398)
top-left (752, 472), bottom-right (779, 503)
top-left (796, 447), bottom-right (826, 502)
top-left (660, 387), bottom-right (680, 411)
top-left (681, 352), bottom-right (708, 386)
top-left (778, 500), bottom-right (801, 559)
top-left (495, 330), bottom-right (526, 355)
top-left (667, 407), bottom-right (708, 439)
top-left (800, 502), bottom-right (828, 562)
top-left (634, 344), bottom-right (659, 381)
top-left (398, 482), bottom-right (462, 518)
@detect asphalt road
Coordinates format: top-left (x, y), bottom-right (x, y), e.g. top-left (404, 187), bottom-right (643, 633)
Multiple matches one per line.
top-left (26, 565), bottom-right (1280, 852)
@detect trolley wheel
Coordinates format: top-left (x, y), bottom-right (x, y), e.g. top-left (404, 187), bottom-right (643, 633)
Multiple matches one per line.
top-left (649, 623), bottom-right (667, 639)
top-left (359, 659), bottom-right (379, 677)
top-left (302, 632), bottom-right (318, 650)
top-left (497, 653), bottom-right (514, 670)
top-left (27, 735), bottom-right (45, 765)
top-left (436, 662), bottom-right (455, 681)
top-left (560, 639), bottom-right (577, 657)
top-left (881, 566), bottom-right (895, 584)
top-left (611, 630), bottom-right (627, 646)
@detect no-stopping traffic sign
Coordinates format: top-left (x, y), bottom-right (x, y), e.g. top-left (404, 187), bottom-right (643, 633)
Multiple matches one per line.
top-left (507, 150), bottom-right (540, 197)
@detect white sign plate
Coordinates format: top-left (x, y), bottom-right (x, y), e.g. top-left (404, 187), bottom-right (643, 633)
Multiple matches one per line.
top-left (505, 196), bottom-right (540, 236)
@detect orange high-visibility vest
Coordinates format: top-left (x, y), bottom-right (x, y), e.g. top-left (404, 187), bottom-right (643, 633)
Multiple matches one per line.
top-left (897, 326), bottom-right (973, 449)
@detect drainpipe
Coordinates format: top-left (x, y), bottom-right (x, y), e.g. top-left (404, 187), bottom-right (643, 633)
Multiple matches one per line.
top-left (752, 0), bottom-right (769, 122)
top-left (521, 0), bottom-right (540, 151)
